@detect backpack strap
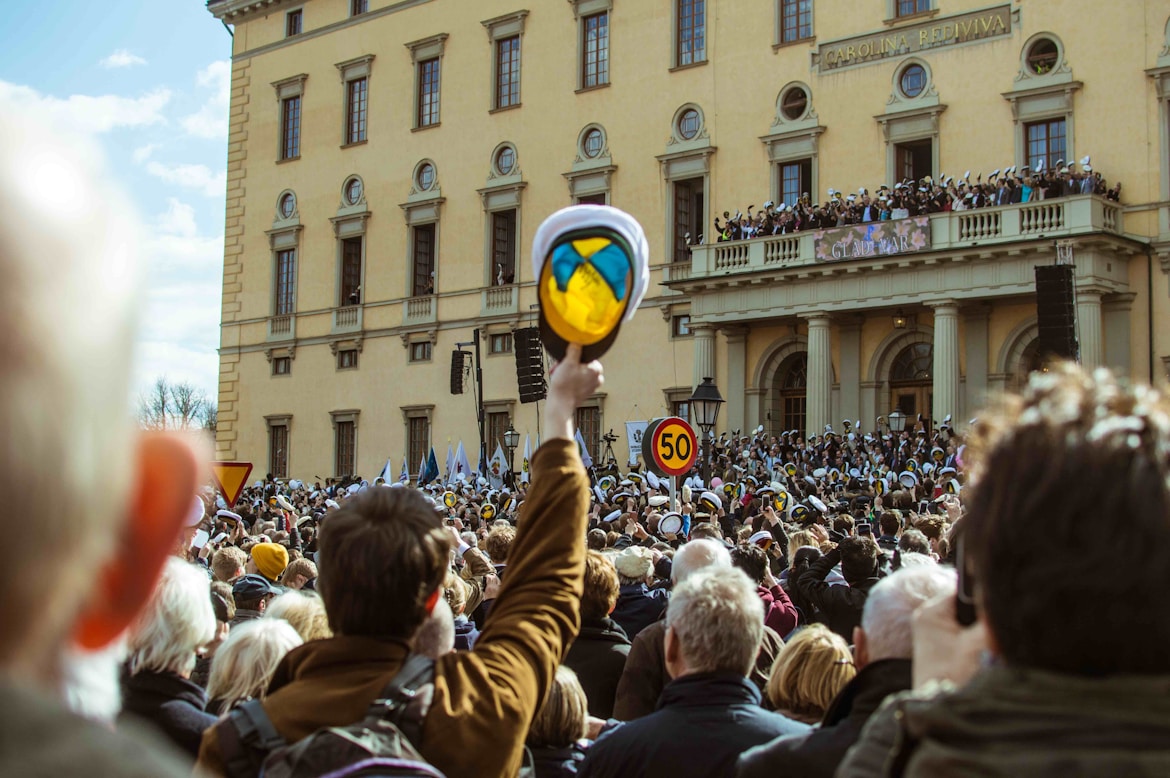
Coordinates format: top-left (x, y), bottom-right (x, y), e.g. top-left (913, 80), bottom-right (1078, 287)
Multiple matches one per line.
top-left (220, 699), bottom-right (287, 778)
top-left (363, 653), bottom-right (436, 750)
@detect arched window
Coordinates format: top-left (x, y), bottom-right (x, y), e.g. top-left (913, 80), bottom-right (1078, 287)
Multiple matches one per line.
top-left (889, 343), bottom-right (933, 432)
top-left (770, 353), bottom-right (807, 436)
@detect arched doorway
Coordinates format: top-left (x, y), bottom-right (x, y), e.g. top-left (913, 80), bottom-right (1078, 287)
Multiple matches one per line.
top-left (890, 342), bottom-right (933, 431)
top-left (768, 353), bottom-right (807, 436)
top-left (1015, 337), bottom-right (1047, 389)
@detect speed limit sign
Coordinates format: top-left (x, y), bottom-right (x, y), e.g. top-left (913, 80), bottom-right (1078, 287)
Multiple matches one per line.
top-left (642, 416), bottom-right (697, 477)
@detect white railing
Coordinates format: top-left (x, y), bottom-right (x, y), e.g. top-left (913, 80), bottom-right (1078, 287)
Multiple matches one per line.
top-left (484, 284), bottom-right (515, 310)
top-left (333, 305), bottom-right (361, 333)
top-left (683, 194), bottom-right (1125, 282)
top-left (267, 314), bottom-right (294, 341)
top-left (404, 295), bottom-right (435, 324)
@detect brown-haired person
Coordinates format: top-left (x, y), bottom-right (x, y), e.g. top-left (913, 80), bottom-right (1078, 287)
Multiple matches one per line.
top-left (197, 343), bottom-right (602, 778)
top-left (841, 364), bottom-right (1170, 776)
top-left (796, 535), bottom-right (882, 642)
top-left (564, 551), bottom-right (631, 718)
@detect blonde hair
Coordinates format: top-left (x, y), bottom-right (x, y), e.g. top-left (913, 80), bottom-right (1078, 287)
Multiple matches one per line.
top-left (212, 546), bottom-right (248, 582)
top-left (527, 665), bottom-right (588, 748)
top-left (206, 619), bottom-right (302, 713)
top-left (766, 624), bottom-right (856, 724)
top-left (788, 530), bottom-right (817, 560)
top-left (442, 571), bottom-right (468, 615)
top-left (266, 590), bottom-right (332, 641)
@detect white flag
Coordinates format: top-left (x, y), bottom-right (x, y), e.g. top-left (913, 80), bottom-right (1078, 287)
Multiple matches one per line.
top-left (488, 443), bottom-right (508, 489)
top-left (519, 434), bottom-right (532, 484)
top-left (626, 421), bottom-right (649, 466)
top-left (399, 455), bottom-right (409, 483)
top-left (574, 428), bottom-right (594, 469)
top-left (379, 458), bottom-right (394, 482)
top-left (455, 441), bottom-right (473, 479)
top-left (444, 444), bottom-right (455, 483)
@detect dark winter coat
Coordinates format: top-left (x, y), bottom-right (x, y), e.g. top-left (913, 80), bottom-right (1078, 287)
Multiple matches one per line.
top-left (119, 669), bottom-right (217, 761)
top-left (610, 582), bottom-right (669, 641)
top-left (796, 547), bottom-right (880, 641)
top-left (530, 741), bottom-right (588, 778)
top-left (564, 617), bottom-right (631, 718)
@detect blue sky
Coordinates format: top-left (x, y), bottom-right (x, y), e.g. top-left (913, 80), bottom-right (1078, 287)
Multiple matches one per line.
top-left (0, 1), bottom-right (232, 401)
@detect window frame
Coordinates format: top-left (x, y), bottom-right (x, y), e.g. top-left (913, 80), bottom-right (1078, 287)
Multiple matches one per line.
top-left (575, 406), bottom-right (602, 464)
top-left (345, 76), bottom-right (368, 145)
top-left (490, 209), bottom-right (518, 286)
top-left (495, 36), bottom-right (522, 110)
top-left (286, 8), bottom-right (303, 37)
top-left (777, 0), bottom-right (814, 46)
top-left (337, 348), bottom-right (359, 370)
top-left (409, 341), bottom-right (433, 363)
top-left (1024, 118), bottom-right (1067, 174)
top-left (266, 416), bottom-right (292, 479)
top-left (405, 34), bottom-right (448, 131)
top-left (339, 235), bottom-right (364, 307)
top-left (673, 0), bottom-right (707, 70)
top-left (272, 355), bottom-right (292, 376)
top-left (351, 0), bottom-right (368, 16)
top-left (482, 11), bottom-right (528, 112)
top-left (895, 0), bottom-right (930, 18)
top-left (412, 223), bottom-right (437, 297)
top-left (280, 95), bottom-right (301, 160)
top-left (486, 411), bottom-right (511, 453)
top-left (489, 332), bottom-right (514, 355)
top-left (671, 314), bottom-right (693, 339)
top-left (417, 58), bottom-right (441, 127)
top-left (581, 11), bottom-right (610, 90)
top-left (334, 420), bottom-right (357, 478)
top-left (407, 414), bottom-right (431, 480)
top-left (274, 248), bottom-right (297, 316)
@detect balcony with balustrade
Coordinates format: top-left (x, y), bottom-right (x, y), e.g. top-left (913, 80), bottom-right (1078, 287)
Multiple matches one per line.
top-left (481, 283), bottom-right (518, 317)
top-left (672, 195), bottom-right (1139, 322)
top-left (403, 295), bottom-right (437, 325)
top-left (332, 305), bottom-right (363, 334)
top-left (267, 314), bottom-right (295, 342)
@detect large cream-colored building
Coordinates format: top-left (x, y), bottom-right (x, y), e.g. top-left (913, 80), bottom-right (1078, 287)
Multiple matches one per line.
top-left (208, 0), bottom-right (1170, 481)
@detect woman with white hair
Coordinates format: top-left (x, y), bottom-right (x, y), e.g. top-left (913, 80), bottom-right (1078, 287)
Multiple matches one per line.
top-left (205, 619), bottom-right (303, 716)
top-left (119, 558), bottom-right (217, 761)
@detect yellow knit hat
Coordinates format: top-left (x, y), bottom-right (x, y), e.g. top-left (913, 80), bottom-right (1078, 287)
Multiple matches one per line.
top-left (251, 542), bottom-right (289, 582)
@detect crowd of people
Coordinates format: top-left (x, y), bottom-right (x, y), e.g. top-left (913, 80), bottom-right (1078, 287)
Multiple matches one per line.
top-left (700, 158), bottom-right (1121, 242)
top-left (6, 108), bottom-right (1170, 778)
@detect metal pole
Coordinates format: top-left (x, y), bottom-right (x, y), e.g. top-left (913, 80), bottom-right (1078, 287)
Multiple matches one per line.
top-left (668, 475), bottom-right (676, 516)
top-left (473, 328), bottom-right (487, 476)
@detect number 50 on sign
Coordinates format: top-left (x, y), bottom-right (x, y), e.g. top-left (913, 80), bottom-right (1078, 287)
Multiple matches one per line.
top-left (644, 416), bottom-right (697, 477)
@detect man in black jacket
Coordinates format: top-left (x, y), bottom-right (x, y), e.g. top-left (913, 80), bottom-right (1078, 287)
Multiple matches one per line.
top-left (737, 565), bottom-right (955, 778)
top-left (796, 534), bottom-right (882, 642)
top-left (565, 551), bottom-right (631, 718)
top-left (580, 566), bottom-right (807, 777)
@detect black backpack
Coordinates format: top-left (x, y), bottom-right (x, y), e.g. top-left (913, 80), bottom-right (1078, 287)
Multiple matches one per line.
top-left (218, 653), bottom-right (443, 778)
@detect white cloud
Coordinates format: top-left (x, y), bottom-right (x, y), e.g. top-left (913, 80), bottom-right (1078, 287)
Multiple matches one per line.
top-left (132, 143), bottom-right (159, 164)
top-left (0, 80), bottom-right (170, 135)
top-left (182, 60), bottom-right (231, 139)
top-left (100, 49), bottom-right (148, 69)
top-left (145, 161), bottom-right (226, 197)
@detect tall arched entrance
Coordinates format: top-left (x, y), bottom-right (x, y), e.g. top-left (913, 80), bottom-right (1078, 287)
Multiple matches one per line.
top-left (890, 342), bottom-right (933, 430)
top-left (768, 352), bottom-right (807, 436)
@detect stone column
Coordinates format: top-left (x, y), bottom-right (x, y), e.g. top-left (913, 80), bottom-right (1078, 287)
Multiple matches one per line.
top-left (837, 317), bottom-right (862, 427)
top-left (723, 326), bottom-right (748, 435)
top-left (803, 313), bottom-right (832, 437)
top-left (930, 302), bottom-right (960, 425)
top-left (692, 323), bottom-right (716, 390)
top-left (1076, 290), bottom-right (1103, 368)
top-left (1102, 292), bottom-right (1134, 376)
top-left (963, 306), bottom-right (991, 420)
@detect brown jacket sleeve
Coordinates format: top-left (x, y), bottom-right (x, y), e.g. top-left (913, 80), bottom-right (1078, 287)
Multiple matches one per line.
top-left (612, 622), bottom-right (666, 721)
top-left (424, 439), bottom-right (589, 778)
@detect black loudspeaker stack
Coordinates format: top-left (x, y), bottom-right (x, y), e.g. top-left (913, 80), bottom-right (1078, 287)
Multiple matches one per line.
top-left (450, 350), bottom-right (470, 395)
top-left (1034, 264), bottom-right (1078, 362)
top-left (514, 327), bottom-right (548, 404)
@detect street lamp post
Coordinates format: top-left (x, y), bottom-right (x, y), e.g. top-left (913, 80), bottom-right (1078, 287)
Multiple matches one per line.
top-left (503, 422), bottom-right (520, 489)
top-left (689, 377), bottom-right (724, 486)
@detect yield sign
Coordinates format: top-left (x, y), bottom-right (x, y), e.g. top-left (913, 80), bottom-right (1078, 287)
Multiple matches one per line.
top-left (211, 462), bottom-right (253, 508)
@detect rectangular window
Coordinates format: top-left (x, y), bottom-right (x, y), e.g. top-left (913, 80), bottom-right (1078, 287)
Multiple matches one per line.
top-left (345, 78), bottom-right (368, 144)
top-left (274, 249), bottom-right (296, 315)
top-left (575, 407), bottom-right (601, 463)
top-left (412, 224), bottom-right (436, 296)
top-left (491, 210), bottom-right (517, 285)
top-left (410, 341), bottom-right (432, 362)
top-left (487, 411), bottom-right (510, 452)
top-left (335, 420), bottom-right (356, 477)
top-left (408, 416), bottom-right (430, 477)
top-left (779, 159), bottom-right (812, 207)
top-left (490, 333), bottom-right (513, 354)
top-left (337, 349), bottom-right (359, 370)
top-left (269, 424), bottom-right (289, 479)
top-left (673, 177), bottom-right (704, 264)
top-left (582, 12), bottom-right (609, 88)
top-left (672, 314), bottom-right (692, 338)
top-left (677, 0), bottom-right (706, 67)
top-left (286, 9), bottom-right (302, 37)
top-left (417, 58), bottom-right (441, 127)
top-left (351, 0), bottom-right (367, 15)
top-left (577, 193), bottom-right (607, 205)
top-left (895, 139), bottom-right (933, 184)
top-left (281, 96), bottom-right (301, 160)
top-left (495, 36), bottom-right (521, 109)
top-left (896, 0), bottom-right (930, 17)
top-left (671, 400), bottom-right (690, 423)
top-left (340, 237), bottom-right (362, 306)
top-left (780, 0), bottom-right (813, 43)
top-left (1026, 119), bottom-right (1067, 174)
top-left (272, 356), bottom-right (292, 376)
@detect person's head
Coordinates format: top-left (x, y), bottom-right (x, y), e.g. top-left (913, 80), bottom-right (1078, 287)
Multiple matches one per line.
top-left (442, 571), bottom-right (469, 617)
top-left (854, 566), bottom-right (956, 667)
top-left (211, 546), bottom-right (248, 583)
top-left (878, 512), bottom-right (900, 537)
top-left (205, 618), bottom-right (302, 712)
top-left (412, 597), bottom-right (455, 660)
top-left (248, 542), bottom-right (289, 582)
top-left (730, 544), bottom-right (768, 586)
top-left (0, 110), bottom-right (202, 684)
top-left (232, 574), bottom-right (279, 613)
top-left (265, 590), bottom-right (332, 642)
top-left (485, 524), bottom-right (516, 564)
top-left (316, 487), bottom-right (449, 639)
top-left (838, 535), bottom-right (880, 585)
top-left (965, 365), bottom-right (1170, 676)
top-left (689, 522), bottom-right (723, 541)
top-left (665, 566), bottom-right (763, 679)
top-left (613, 546), bottom-right (654, 586)
top-left (581, 551), bottom-right (620, 622)
top-left (672, 538), bottom-right (731, 584)
top-left (766, 624), bottom-right (856, 724)
top-left (281, 557), bottom-right (317, 590)
top-left (527, 665), bottom-right (588, 750)
top-left (787, 529), bottom-right (817, 559)
top-left (587, 527), bottom-right (608, 551)
top-left (126, 558), bottom-right (216, 679)
top-left (897, 528), bottom-right (930, 555)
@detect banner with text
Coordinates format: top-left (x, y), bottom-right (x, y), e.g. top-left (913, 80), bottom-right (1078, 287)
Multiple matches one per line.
top-left (814, 217), bottom-right (932, 262)
top-left (626, 421), bottom-right (649, 466)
